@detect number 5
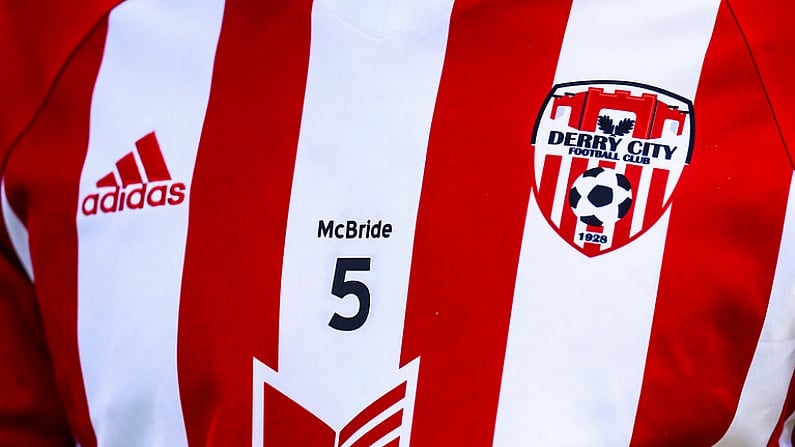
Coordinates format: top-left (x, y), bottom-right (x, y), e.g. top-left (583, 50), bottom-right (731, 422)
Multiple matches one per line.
top-left (329, 257), bottom-right (371, 331)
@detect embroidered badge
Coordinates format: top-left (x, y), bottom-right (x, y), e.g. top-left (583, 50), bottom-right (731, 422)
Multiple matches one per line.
top-left (531, 80), bottom-right (694, 256)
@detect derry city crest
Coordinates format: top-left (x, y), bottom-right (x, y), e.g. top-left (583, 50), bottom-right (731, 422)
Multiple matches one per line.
top-left (530, 80), bottom-right (694, 257)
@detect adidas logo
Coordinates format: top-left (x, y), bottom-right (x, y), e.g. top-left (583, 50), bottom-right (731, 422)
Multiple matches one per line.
top-left (81, 132), bottom-right (186, 216)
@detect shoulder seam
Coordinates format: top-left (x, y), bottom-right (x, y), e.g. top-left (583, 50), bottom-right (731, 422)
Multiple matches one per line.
top-left (0, 4), bottom-right (120, 177)
top-left (724, 0), bottom-right (795, 171)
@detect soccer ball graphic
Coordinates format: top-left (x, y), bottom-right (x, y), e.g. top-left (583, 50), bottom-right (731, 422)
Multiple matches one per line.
top-left (568, 167), bottom-right (633, 227)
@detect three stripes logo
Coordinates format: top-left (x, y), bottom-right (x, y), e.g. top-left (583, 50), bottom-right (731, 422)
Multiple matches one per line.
top-left (81, 132), bottom-right (186, 216)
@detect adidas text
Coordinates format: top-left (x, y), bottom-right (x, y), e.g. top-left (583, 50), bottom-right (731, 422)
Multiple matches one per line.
top-left (81, 182), bottom-right (186, 216)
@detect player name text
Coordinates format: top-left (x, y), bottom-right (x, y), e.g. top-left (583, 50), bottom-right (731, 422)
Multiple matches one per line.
top-left (318, 219), bottom-right (393, 239)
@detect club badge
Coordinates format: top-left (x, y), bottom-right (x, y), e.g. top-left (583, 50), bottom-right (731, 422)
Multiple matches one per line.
top-left (531, 80), bottom-right (694, 257)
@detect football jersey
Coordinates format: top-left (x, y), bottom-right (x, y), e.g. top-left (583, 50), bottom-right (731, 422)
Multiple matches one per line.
top-left (1, 0), bottom-right (794, 446)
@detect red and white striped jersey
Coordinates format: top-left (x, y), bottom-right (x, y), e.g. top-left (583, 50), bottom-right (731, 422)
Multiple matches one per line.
top-left (1, 0), bottom-right (794, 445)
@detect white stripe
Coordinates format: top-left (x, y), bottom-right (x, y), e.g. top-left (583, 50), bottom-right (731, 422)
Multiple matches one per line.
top-left (129, 148), bottom-right (147, 183)
top-left (713, 177), bottom-right (795, 446)
top-left (494, 1), bottom-right (721, 445)
top-left (552, 1), bottom-right (720, 99)
top-left (369, 432), bottom-right (401, 447)
top-left (630, 167), bottom-right (654, 235)
top-left (551, 156), bottom-right (573, 225)
top-left (0, 180), bottom-right (34, 281)
top-left (274, 0), bottom-right (452, 435)
top-left (664, 166), bottom-right (684, 202)
top-left (317, 0), bottom-right (452, 38)
top-left (75, 0), bottom-right (224, 445)
top-left (782, 413), bottom-right (795, 447)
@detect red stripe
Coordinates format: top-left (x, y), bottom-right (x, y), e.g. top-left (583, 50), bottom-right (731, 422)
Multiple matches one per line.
top-left (176, 1), bottom-right (312, 445)
top-left (399, 1), bottom-right (572, 444)
top-left (135, 132), bottom-right (171, 182)
top-left (560, 157), bottom-right (589, 238)
top-left (727, 0), bottom-right (795, 164)
top-left (261, 383), bottom-right (335, 447)
top-left (641, 168), bottom-right (668, 230)
top-left (0, 211), bottom-right (71, 446)
top-left (1, 20), bottom-right (110, 447)
top-left (339, 382), bottom-right (407, 445)
top-left (115, 152), bottom-right (142, 187)
top-left (536, 154), bottom-right (562, 215)
top-left (630, 4), bottom-right (794, 444)
top-left (350, 410), bottom-right (403, 447)
top-left (582, 243), bottom-right (600, 256)
top-left (587, 225), bottom-right (603, 233)
top-left (95, 172), bottom-right (117, 188)
top-left (582, 225), bottom-right (603, 256)
top-left (598, 160), bottom-right (616, 169)
top-left (383, 438), bottom-right (400, 447)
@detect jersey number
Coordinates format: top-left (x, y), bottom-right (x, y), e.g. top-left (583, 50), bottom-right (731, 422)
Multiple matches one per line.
top-left (329, 257), bottom-right (371, 331)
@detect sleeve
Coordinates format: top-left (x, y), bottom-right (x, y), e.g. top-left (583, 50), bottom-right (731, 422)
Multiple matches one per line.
top-left (0, 3), bottom-right (122, 443)
top-left (0, 0), bottom-right (123, 155)
top-left (729, 2), bottom-right (795, 439)
top-left (727, 0), bottom-right (795, 167)
top-left (0, 201), bottom-right (73, 446)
